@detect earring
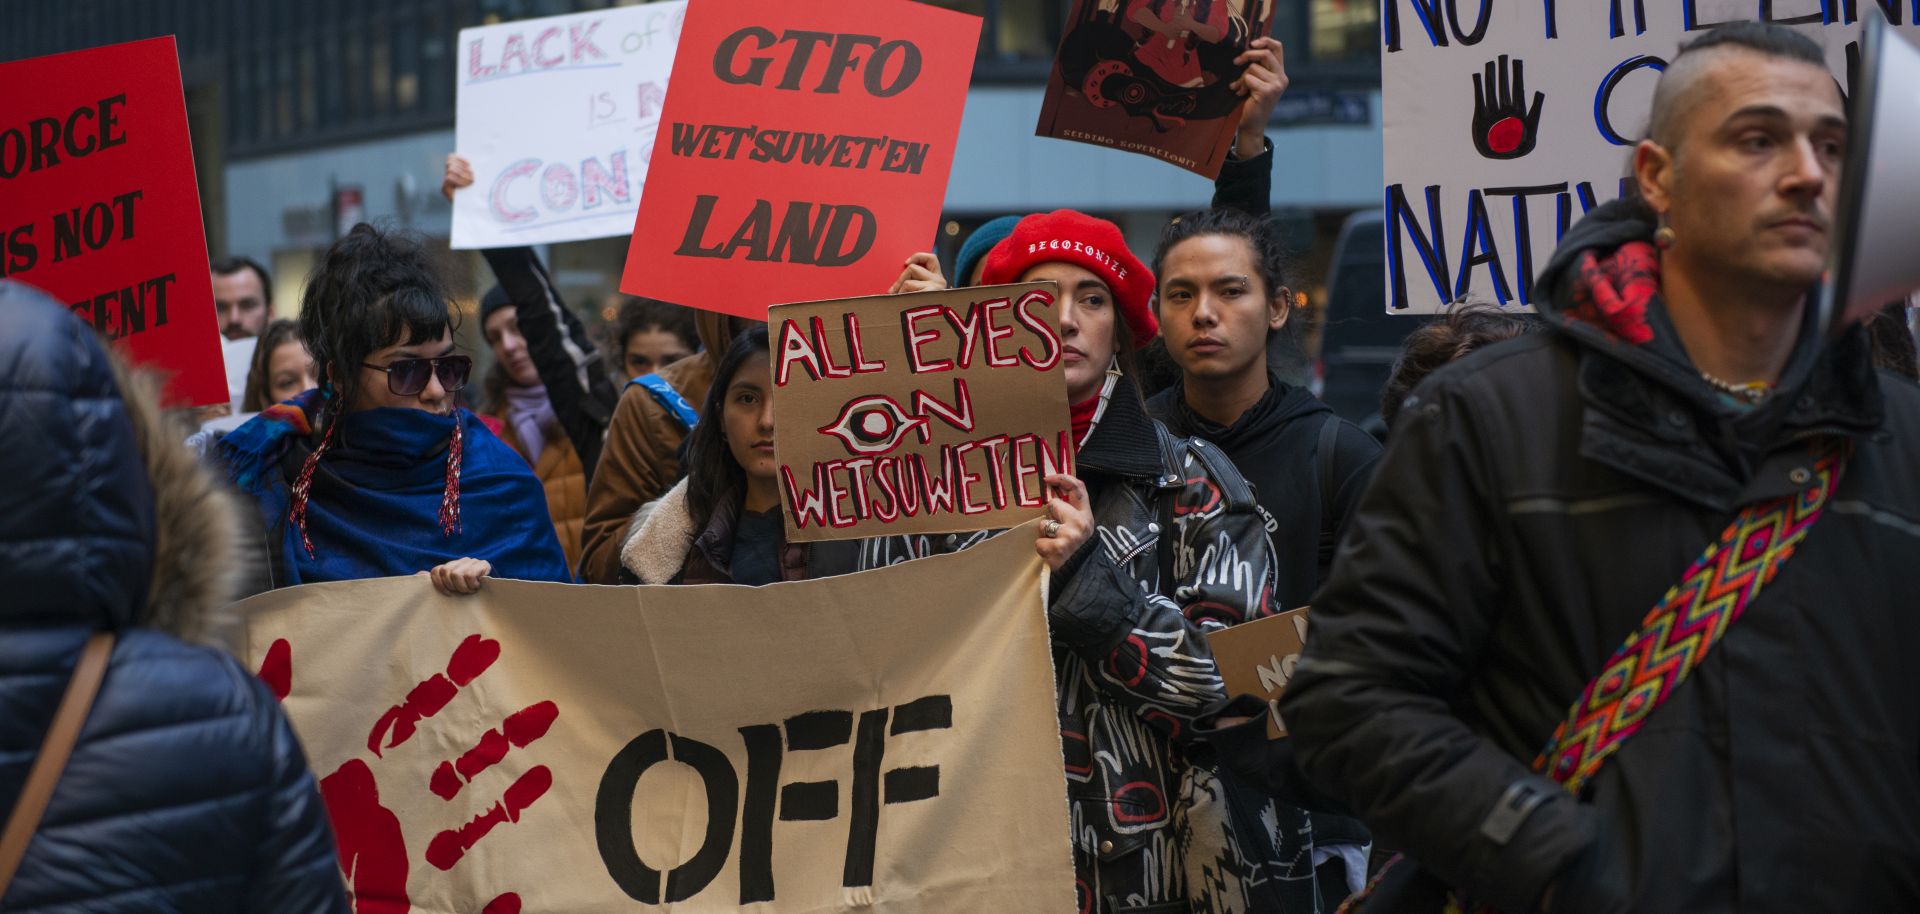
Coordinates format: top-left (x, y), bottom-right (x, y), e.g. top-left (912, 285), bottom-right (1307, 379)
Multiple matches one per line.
top-left (1105, 355), bottom-right (1122, 378)
top-left (1654, 222), bottom-right (1677, 250)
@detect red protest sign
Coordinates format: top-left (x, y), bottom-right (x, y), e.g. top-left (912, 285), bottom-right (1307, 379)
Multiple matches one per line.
top-left (0, 37), bottom-right (224, 406)
top-left (620, 0), bottom-right (981, 320)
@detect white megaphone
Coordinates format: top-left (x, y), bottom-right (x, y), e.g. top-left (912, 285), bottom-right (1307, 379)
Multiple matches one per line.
top-left (1823, 14), bottom-right (1920, 335)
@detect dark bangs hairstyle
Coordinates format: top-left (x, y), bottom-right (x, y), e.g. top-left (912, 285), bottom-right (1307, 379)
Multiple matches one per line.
top-left (1152, 207), bottom-right (1295, 341)
top-left (616, 298), bottom-right (700, 354)
top-left (681, 325), bottom-right (771, 534)
top-left (300, 223), bottom-right (457, 430)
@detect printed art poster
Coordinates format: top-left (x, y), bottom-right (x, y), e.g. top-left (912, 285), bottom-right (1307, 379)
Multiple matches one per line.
top-left (1036, 0), bottom-right (1275, 178)
top-left (1381, 0), bottom-right (1920, 313)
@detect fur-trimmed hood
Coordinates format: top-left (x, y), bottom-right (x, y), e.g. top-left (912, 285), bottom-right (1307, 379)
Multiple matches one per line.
top-left (0, 281), bottom-right (246, 643)
top-left (619, 479), bottom-right (694, 585)
top-left (118, 360), bottom-right (250, 643)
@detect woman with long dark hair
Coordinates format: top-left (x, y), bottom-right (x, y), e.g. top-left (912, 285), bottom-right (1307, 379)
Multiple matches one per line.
top-left (217, 224), bottom-right (570, 593)
top-left (241, 318), bottom-right (318, 413)
top-left (617, 326), bottom-right (799, 585)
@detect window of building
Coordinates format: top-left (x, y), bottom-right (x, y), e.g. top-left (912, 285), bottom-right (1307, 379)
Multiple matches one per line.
top-left (1309, 0), bottom-right (1379, 65)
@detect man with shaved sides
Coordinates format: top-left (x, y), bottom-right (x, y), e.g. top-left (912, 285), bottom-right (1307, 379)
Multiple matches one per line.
top-left (1282, 22), bottom-right (1920, 913)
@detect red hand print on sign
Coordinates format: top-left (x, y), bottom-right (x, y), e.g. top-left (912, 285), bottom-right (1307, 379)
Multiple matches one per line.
top-left (261, 634), bottom-right (556, 914)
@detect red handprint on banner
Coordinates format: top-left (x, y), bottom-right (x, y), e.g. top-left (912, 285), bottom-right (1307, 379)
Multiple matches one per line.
top-left (259, 633), bottom-right (558, 914)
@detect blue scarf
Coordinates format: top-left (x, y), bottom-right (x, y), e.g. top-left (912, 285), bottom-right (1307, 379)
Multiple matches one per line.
top-left (218, 391), bottom-right (572, 586)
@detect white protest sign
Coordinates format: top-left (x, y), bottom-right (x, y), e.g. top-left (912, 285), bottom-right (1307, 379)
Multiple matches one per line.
top-left (1382, 1), bottom-right (1920, 313)
top-left (452, 2), bottom-right (687, 249)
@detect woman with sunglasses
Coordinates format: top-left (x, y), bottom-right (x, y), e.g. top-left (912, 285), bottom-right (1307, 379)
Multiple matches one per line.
top-left (219, 224), bottom-right (570, 594)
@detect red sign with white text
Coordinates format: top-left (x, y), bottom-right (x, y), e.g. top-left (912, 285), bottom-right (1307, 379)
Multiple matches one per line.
top-left (620, 0), bottom-right (981, 319)
top-left (0, 37), bottom-right (224, 406)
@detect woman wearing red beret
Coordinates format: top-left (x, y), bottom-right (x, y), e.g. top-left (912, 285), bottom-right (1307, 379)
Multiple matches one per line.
top-left (979, 210), bottom-right (1290, 914)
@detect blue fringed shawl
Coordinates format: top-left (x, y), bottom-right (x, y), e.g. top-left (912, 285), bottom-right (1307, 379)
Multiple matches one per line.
top-left (218, 391), bottom-right (572, 586)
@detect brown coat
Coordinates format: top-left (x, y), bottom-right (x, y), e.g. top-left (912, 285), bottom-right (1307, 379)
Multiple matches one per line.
top-left (495, 412), bottom-right (588, 573)
top-left (577, 310), bottom-right (735, 583)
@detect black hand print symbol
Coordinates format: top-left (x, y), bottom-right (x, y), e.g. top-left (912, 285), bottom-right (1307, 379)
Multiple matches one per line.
top-left (1471, 54), bottom-right (1545, 160)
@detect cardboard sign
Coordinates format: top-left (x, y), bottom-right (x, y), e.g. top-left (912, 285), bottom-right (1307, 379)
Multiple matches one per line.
top-left (451, 3), bottom-right (688, 249)
top-left (240, 519), bottom-right (1075, 913)
top-left (768, 282), bottom-right (1071, 542)
top-left (0, 37), bottom-right (223, 405)
top-left (1382, 1), bottom-right (1920, 312)
top-left (620, 0), bottom-right (981, 319)
top-left (1035, 0), bottom-right (1276, 178)
top-left (1204, 607), bottom-right (1308, 739)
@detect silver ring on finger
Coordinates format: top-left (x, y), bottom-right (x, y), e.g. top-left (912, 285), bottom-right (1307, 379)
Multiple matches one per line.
top-left (1042, 519), bottom-right (1062, 538)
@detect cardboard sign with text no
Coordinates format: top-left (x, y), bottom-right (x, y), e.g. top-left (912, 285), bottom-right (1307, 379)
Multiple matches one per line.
top-left (621, 0), bottom-right (980, 319)
top-left (1205, 607), bottom-right (1309, 739)
top-left (0, 37), bottom-right (224, 405)
top-left (770, 282), bottom-right (1071, 542)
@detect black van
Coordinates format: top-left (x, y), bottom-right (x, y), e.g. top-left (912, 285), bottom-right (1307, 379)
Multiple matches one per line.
top-left (1316, 209), bottom-right (1416, 429)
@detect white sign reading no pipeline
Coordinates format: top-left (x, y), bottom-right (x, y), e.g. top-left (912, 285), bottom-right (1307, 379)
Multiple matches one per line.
top-left (1382, 0), bottom-right (1920, 313)
top-left (452, 2), bottom-right (687, 249)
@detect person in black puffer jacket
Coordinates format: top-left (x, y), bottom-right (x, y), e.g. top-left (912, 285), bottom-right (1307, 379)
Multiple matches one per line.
top-left (0, 281), bottom-right (347, 913)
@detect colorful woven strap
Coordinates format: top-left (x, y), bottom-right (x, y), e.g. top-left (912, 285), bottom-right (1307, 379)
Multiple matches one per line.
top-left (1533, 438), bottom-right (1848, 794)
top-left (1339, 439), bottom-right (1849, 914)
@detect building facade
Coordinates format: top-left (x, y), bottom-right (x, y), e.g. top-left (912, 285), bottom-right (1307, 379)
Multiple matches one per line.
top-left (5, 0), bottom-right (1382, 333)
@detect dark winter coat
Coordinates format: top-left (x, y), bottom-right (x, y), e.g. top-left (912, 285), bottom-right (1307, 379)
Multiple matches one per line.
top-left (0, 283), bottom-right (347, 913)
top-left (618, 479), bottom-right (809, 586)
top-left (1279, 200), bottom-right (1920, 913)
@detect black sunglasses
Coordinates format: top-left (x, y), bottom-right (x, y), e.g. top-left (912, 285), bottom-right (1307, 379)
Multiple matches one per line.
top-left (362, 355), bottom-right (472, 396)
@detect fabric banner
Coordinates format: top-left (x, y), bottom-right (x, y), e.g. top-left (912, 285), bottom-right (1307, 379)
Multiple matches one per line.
top-left (768, 282), bottom-right (1072, 542)
top-left (1382, 1), bottom-right (1920, 312)
top-left (1035, 0), bottom-right (1275, 178)
top-left (620, 0), bottom-right (981, 319)
top-left (239, 519), bottom-right (1074, 914)
top-left (0, 37), bottom-right (224, 405)
top-left (451, 2), bottom-right (688, 249)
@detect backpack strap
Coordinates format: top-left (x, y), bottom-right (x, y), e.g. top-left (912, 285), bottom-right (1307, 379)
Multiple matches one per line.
top-left (0, 631), bottom-right (114, 895)
top-left (1315, 413), bottom-right (1344, 575)
top-left (1150, 423), bottom-right (1260, 589)
top-left (625, 373), bottom-right (700, 434)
